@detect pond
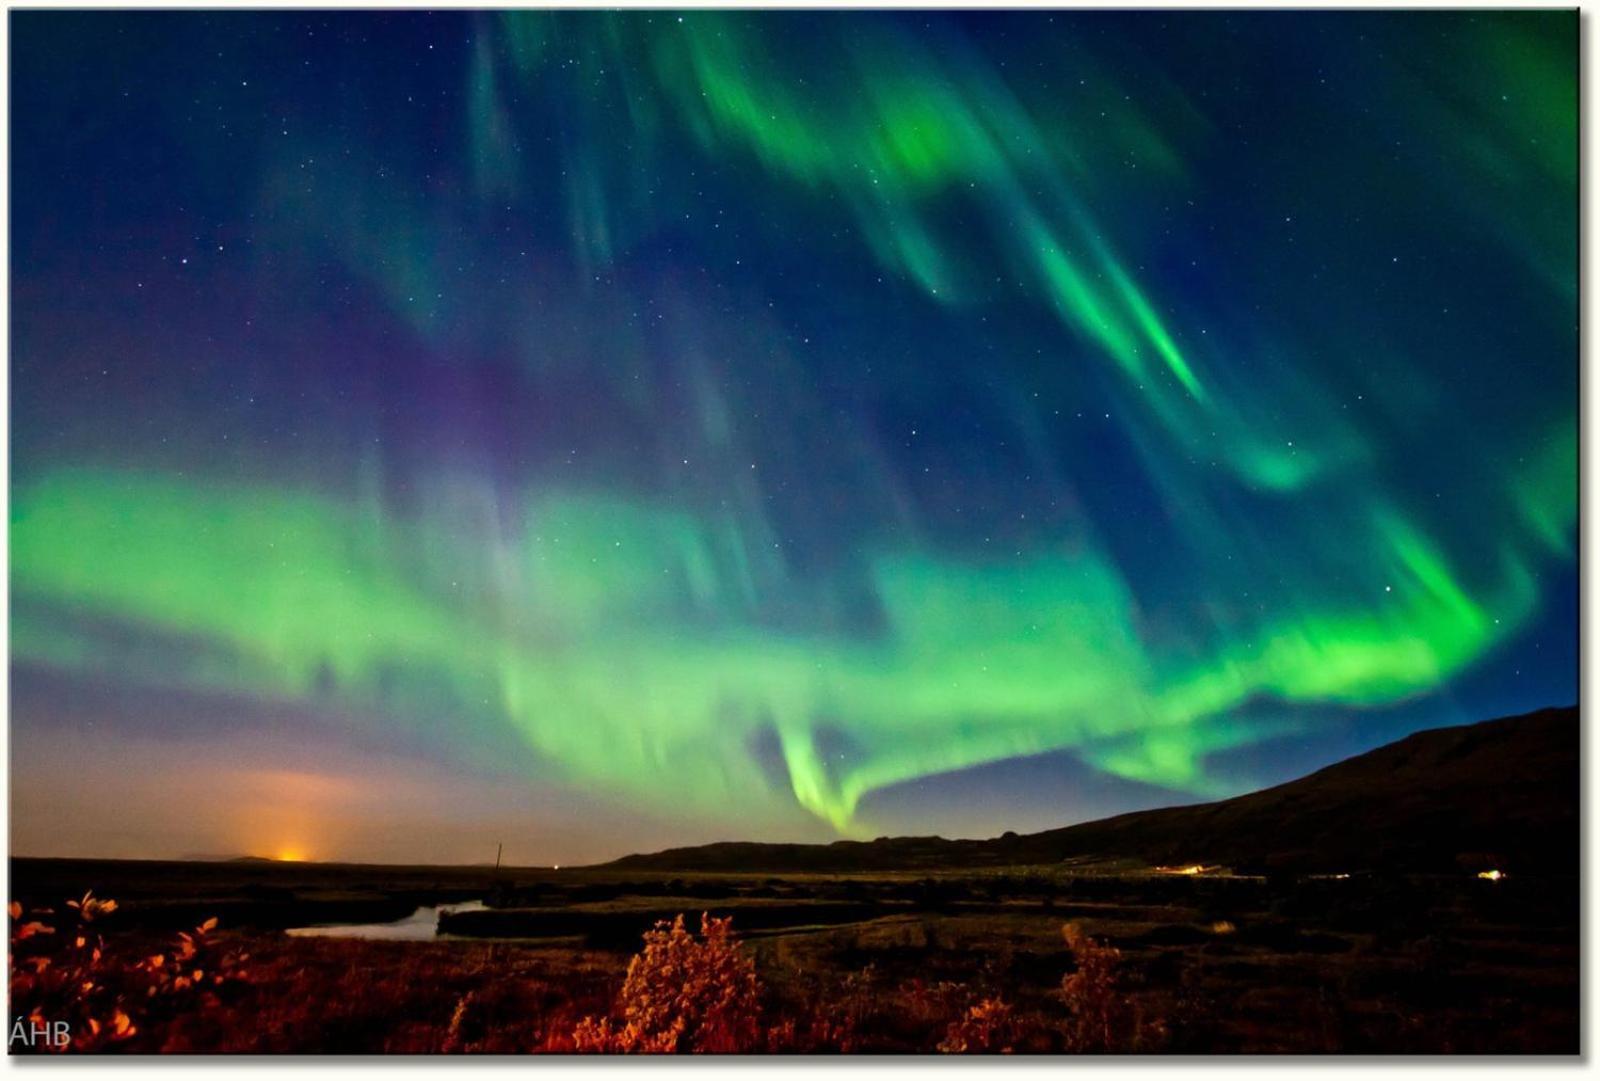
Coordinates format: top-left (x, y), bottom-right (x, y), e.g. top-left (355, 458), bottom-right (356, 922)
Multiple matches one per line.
top-left (286, 900), bottom-right (487, 941)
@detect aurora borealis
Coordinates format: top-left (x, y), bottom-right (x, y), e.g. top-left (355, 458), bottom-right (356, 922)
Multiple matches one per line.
top-left (10, 11), bottom-right (1577, 862)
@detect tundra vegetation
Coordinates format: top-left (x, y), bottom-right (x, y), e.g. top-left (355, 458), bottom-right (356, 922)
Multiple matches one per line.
top-left (5, 859), bottom-right (1577, 1054)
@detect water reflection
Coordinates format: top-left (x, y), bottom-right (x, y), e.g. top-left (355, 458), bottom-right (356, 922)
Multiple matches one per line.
top-left (286, 900), bottom-right (486, 941)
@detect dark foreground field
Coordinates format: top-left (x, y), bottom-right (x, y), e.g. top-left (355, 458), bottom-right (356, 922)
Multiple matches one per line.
top-left (7, 856), bottom-right (1577, 1054)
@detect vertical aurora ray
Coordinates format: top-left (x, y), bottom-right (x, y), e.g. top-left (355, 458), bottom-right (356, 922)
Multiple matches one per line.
top-left (9, 10), bottom-right (1576, 852)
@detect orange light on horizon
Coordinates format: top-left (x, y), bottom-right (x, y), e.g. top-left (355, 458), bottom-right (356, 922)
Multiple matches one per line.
top-left (275, 846), bottom-right (309, 863)
top-left (1476, 869), bottom-right (1504, 881)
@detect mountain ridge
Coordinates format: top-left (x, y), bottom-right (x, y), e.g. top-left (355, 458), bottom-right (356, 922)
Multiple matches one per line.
top-left (606, 704), bottom-right (1578, 875)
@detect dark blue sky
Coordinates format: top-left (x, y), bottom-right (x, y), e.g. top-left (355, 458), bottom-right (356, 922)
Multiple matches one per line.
top-left (10, 11), bottom-right (1576, 862)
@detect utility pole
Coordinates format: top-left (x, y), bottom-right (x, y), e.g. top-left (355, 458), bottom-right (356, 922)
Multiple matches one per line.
top-left (495, 842), bottom-right (503, 872)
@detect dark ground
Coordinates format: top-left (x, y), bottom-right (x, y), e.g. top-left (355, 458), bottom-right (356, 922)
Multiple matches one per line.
top-left (8, 855), bottom-right (1578, 1054)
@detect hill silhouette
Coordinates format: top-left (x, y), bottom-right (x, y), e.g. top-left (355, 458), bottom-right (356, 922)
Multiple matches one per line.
top-left (608, 705), bottom-right (1577, 875)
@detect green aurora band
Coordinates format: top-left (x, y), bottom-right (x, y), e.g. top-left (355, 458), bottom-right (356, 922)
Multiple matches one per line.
top-left (11, 434), bottom-right (1572, 832)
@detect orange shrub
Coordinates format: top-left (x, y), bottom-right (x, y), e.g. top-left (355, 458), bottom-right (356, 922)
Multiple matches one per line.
top-left (1059, 921), bottom-right (1164, 1052)
top-left (571, 913), bottom-right (761, 1053)
top-left (9, 892), bottom-right (134, 1053)
top-left (8, 894), bottom-right (248, 1053)
top-left (938, 997), bottom-right (1018, 1053)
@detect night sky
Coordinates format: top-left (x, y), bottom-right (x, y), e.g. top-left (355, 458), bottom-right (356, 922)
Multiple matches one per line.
top-left (10, 11), bottom-right (1577, 864)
